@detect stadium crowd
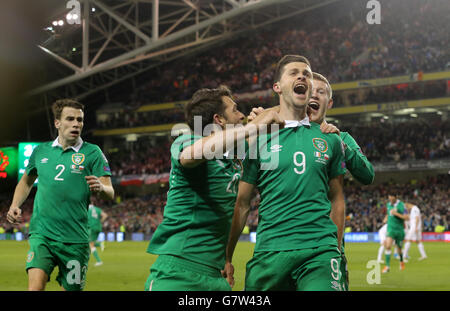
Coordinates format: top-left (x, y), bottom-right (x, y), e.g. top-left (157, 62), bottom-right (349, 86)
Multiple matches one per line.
top-left (100, 118), bottom-right (450, 178)
top-left (340, 119), bottom-right (450, 162)
top-left (96, 79), bottom-right (449, 129)
top-left (107, 140), bottom-right (172, 177)
top-left (119, 0), bottom-right (449, 105)
top-left (1, 175), bottom-right (448, 236)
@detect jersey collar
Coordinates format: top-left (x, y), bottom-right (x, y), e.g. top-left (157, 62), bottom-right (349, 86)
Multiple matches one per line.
top-left (52, 137), bottom-right (84, 152)
top-left (284, 116), bottom-right (311, 128)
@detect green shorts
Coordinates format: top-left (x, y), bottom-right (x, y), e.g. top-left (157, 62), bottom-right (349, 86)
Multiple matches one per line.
top-left (26, 233), bottom-right (90, 291)
top-left (340, 252), bottom-right (349, 291)
top-left (89, 229), bottom-right (101, 243)
top-left (387, 230), bottom-right (405, 247)
top-left (244, 245), bottom-right (344, 291)
top-left (144, 254), bottom-right (231, 291)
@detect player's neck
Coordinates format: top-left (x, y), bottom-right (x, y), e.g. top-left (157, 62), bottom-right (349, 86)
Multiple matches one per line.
top-left (58, 136), bottom-right (79, 150)
top-left (279, 101), bottom-right (307, 121)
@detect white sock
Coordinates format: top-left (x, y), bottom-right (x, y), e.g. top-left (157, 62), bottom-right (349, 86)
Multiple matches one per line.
top-left (403, 241), bottom-right (411, 258)
top-left (377, 245), bottom-right (385, 261)
top-left (418, 242), bottom-right (427, 258)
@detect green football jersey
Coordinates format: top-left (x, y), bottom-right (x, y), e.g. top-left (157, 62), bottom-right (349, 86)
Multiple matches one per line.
top-left (26, 138), bottom-right (111, 243)
top-left (341, 131), bottom-right (375, 185)
top-left (88, 205), bottom-right (103, 232)
top-left (242, 121), bottom-right (346, 252)
top-left (387, 200), bottom-right (406, 233)
top-left (147, 134), bottom-right (242, 270)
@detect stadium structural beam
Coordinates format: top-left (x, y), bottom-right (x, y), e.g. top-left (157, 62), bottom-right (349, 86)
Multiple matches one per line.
top-left (25, 0), bottom-right (292, 97)
top-left (82, 0), bottom-right (90, 70)
top-left (152, 0), bottom-right (159, 41)
top-left (37, 45), bottom-right (82, 73)
top-left (91, 0), bottom-right (152, 44)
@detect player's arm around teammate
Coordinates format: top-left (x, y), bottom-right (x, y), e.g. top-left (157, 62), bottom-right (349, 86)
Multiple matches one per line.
top-left (179, 105), bottom-right (283, 168)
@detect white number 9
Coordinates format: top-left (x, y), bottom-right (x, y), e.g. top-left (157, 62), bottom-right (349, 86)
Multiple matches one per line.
top-left (331, 258), bottom-right (340, 281)
top-left (293, 151), bottom-right (306, 175)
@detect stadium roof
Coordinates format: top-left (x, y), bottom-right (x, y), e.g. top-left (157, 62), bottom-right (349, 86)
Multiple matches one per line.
top-left (25, 0), bottom-right (341, 113)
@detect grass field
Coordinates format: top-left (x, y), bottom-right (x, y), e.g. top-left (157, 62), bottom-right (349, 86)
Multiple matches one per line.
top-left (1, 241), bottom-right (449, 291)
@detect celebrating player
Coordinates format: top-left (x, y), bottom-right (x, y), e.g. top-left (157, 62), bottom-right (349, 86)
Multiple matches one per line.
top-left (6, 99), bottom-right (114, 291)
top-left (144, 85), bottom-right (283, 291)
top-left (88, 201), bottom-right (108, 267)
top-left (382, 193), bottom-right (409, 273)
top-left (307, 72), bottom-right (375, 290)
top-left (403, 202), bottom-right (427, 261)
top-left (225, 55), bottom-right (347, 291)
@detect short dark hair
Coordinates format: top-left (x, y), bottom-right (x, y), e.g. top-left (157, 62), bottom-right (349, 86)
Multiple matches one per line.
top-left (274, 55), bottom-right (311, 83)
top-left (52, 99), bottom-right (84, 120)
top-left (185, 85), bottom-right (232, 132)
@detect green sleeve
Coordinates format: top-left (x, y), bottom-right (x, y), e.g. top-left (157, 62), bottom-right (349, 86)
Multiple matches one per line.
top-left (328, 135), bottom-right (346, 180)
top-left (341, 132), bottom-right (375, 185)
top-left (91, 146), bottom-right (112, 177)
top-left (170, 134), bottom-right (201, 168)
top-left (25, 145), bottom-right (39, 176)
top-left (241, 157), bottom-right (259, 185)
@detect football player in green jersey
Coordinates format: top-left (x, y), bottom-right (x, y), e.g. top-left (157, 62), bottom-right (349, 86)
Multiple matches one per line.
top-left (225, 55), bottom-right (347, 291)
top-left (145, 85), bottom-right (283, 291)
top-left (307, 72), bottom-right (375, 290)
top-left (88, 201), bottom-right (108, 266)
top-left (7, 99), bottom-right (114, 291)
top-left (382, 193), bottom-right (409, 273)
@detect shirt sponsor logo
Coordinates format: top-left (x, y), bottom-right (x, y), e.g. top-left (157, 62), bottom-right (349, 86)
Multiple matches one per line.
top-left (103, 165), bottom-right (111, 173)
top-left (270, 144), bottom-right (283, 152)
top-left (72, 153), bottom-right (85, 165)
top-left (312, 138), bottom-right (328, 153)
top-left (40, 158), bottom-right (49, 164)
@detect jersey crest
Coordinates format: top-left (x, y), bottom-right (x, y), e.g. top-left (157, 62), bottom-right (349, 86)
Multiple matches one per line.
top-left (72, 153), bottom-right (85, 165)
top-left (312, 138), bottom-right (328, 153)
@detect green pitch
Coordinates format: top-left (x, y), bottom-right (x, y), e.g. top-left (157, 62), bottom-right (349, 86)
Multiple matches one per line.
top-left (1, 241), bottom-right (449, 291)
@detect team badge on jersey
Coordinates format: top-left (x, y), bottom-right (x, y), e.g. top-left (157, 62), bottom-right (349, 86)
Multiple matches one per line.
top-left (72, 153), bottom-right (85, 165)
top-left (312, 138), bottom-right (328, 153)
top-left (26, 251), bottom-right (34, 263)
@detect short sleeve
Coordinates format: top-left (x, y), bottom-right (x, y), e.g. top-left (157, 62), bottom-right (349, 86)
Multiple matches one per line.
top-left (25, 145), bottom-right (39, 176)
top-left (91, 146), bottom-right (111, 177)
top-left (328, 135), bottom-right (346, 180)
top-left (170, 134), bottom-right (201, 168)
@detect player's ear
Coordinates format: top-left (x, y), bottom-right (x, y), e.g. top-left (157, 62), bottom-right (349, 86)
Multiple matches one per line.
top-left (327, 98), bottom-right (334, 110)
top-left (213, 113), bottom-right (225, 127)
top-left (54, 119), bottom-right (60, 129)
top-left (273, 82), bottom-right (281, 94)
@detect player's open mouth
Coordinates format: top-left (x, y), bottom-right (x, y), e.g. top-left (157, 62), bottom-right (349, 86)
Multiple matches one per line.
top-left (70, 130), bottom-right (79, 135)
top-left (293, 83), bottom-right (307, 95)
top-left (308, 101), bottom-right (320, 111)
